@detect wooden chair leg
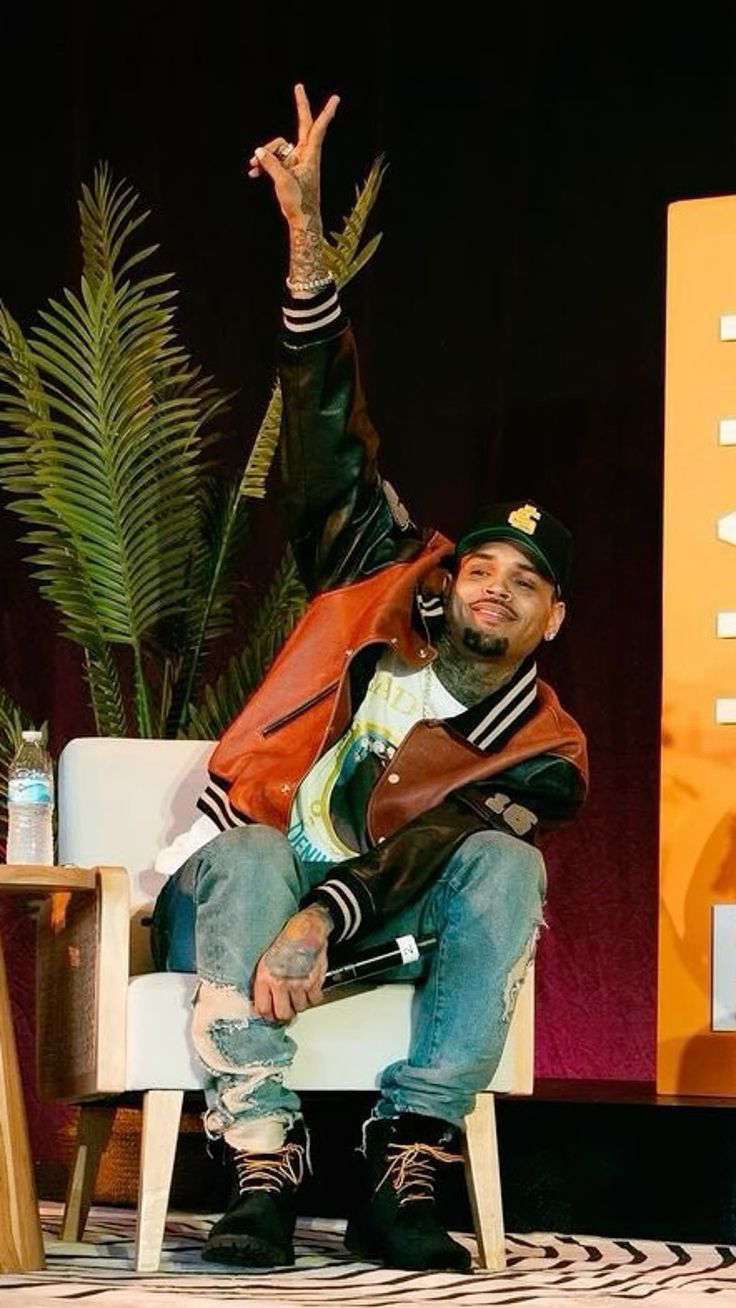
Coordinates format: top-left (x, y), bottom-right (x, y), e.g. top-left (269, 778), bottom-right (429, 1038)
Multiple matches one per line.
top-left (60, 1104), bottom-right (115, 1242)
top-left (135, 1089), bottom-right (183, 1273)
top-left (463, 1092), bottom-right (506, 1270)
top-left (0, 934), bottom-right (45, 1271)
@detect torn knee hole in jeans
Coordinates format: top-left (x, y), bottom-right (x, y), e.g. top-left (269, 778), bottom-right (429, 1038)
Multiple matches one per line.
top-left (192, 978), bottom-right (293, 1076)
top-left (502, 922), bottom-right (543, 1022)
top-left (192, 979), bottom-right (254, 1073)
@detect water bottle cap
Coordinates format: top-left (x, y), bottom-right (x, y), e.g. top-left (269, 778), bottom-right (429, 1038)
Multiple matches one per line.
top-left (21, 730), bottom-right (43, 742)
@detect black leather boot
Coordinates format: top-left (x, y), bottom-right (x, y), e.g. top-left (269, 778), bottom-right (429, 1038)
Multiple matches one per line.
top-left (344, 1113), bottom-right (472, 1272)
top-left (202, 1122), bottom-right (307, 1267)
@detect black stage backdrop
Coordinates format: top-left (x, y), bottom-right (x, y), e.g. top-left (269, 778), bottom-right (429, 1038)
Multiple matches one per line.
top-left (3, 3), bottom-right (736, 1155)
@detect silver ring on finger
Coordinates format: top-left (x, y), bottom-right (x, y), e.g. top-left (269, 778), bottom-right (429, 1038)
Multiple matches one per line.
top-left (274, 141), bottom-right (295, 161)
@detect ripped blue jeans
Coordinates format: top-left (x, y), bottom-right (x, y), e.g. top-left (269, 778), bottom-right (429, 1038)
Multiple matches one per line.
top-left (150, 825), bottom-right (545, 1148)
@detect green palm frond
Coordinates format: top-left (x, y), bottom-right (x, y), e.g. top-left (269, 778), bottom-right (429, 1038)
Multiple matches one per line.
top-left (0, 166), bottom-right (230, 736)
top-left (239, 381), bottom-right (282, 501)
top-left (182, 547), bottom-right (307, 739)
top-left (79, 163), bottom-right (154, 290)
top-left (83, 644), bottom-right (129, 737)
top-left (0, 306), bottom-right (127, 734)
top-left (324, 155), bottom-right (387, 289)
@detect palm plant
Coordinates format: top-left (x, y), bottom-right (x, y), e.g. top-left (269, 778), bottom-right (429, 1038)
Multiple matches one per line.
top-left (0, 158), bottom-right (385, 759)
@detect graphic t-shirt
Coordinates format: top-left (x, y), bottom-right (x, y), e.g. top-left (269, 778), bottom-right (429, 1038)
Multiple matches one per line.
top-left (286, 651), bottom-right (464, 863)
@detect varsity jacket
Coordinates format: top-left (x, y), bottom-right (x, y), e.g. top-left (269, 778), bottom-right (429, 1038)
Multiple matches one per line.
top-left (200, 286), bottom-right (588, 942)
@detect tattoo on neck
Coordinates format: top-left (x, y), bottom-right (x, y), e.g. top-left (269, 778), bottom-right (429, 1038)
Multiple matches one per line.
top-left (433, 629), bottom-right (515, 706)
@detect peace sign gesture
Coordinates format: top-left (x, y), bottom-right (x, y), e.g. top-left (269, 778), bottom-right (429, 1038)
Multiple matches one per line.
top-left (248, 83), bottom-right (340, 230)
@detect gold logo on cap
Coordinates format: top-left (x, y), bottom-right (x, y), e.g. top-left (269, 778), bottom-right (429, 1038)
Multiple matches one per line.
top-left (508, 504), bottom-right (541, 535)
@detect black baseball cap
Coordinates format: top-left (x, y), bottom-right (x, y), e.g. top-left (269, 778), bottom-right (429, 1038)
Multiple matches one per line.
top-left (455, 500), bottom-right (572, 594)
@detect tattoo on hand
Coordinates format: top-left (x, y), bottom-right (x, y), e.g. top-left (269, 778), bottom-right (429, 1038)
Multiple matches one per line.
top-left (264, 939), bottom-right (319, 979)
top-left (296, 175), bottom-right (320, 225)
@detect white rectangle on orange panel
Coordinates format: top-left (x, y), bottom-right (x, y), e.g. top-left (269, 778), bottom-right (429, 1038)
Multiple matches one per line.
top-left (719, 314), bottom-right (736, 339)
top-left (717, 512), bottom-right (736, 544)
top-left (718, 419), bottom-right (736, 445)
top-left (712, 905), bottom-right (736, 1031)
top-left (717, 612), bottom-right (736, 637)
top-left (715, 698), bottom-right (736, 724)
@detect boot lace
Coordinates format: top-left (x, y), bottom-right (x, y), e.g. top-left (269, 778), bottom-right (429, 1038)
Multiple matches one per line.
top-left (377, 1142), bottom-right (463, 1206)
top-left (233, 1142), bottom-right (305, 1195)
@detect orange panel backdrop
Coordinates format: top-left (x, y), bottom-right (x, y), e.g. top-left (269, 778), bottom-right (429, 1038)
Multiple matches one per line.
top-left (658, 196), bottom-right (736, 1095)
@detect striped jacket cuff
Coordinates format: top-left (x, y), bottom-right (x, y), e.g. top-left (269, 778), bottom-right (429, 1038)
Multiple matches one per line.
top-left (197, 778), bottom-right (248, 832)
top-left (305, 871), bottom-right (376, 943)
top-left (282, 281), bottom-right (346, 345)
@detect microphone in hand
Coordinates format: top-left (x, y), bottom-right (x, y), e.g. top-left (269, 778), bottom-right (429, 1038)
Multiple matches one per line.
top-left (323, 933), bottom-right (437, 989)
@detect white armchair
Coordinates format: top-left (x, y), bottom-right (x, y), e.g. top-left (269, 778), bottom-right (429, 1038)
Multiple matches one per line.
top-left (39, 736), bottom-right (534, 1272)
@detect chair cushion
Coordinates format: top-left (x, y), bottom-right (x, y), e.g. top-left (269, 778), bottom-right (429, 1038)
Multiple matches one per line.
top-left (125, 973), bottom-right (415, 1091)
top-left (124, 972), bottom-right (531, 1093)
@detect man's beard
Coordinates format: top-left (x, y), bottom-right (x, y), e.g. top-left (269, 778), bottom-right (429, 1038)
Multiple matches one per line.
top-left (461, 627), bottom-right (509, 658)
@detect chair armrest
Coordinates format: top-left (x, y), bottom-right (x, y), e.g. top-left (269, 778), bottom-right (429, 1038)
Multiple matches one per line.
top-left (0, 865), bottom-right (99, 895)
top-left (36, 866), bottom-right (130, 1101)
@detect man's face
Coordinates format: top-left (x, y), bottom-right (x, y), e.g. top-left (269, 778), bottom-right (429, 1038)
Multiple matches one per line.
top-left (445, 540), bottom-right (566, 664)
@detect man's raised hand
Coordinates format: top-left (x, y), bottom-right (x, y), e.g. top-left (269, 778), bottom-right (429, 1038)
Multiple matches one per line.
top-left (247, 83), bottom-right (340, 231)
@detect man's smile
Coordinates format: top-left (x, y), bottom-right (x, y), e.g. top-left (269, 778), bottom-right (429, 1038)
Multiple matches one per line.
top-left (471, 601), bottom-right (517, 622)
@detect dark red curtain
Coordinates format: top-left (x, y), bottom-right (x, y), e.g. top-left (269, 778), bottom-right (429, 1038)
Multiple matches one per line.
top-left (4, 4), bottom-right (736, 1158)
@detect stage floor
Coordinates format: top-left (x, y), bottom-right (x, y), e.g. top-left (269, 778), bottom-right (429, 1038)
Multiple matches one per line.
top-left (0, 1203), bottom-right (734, 1306)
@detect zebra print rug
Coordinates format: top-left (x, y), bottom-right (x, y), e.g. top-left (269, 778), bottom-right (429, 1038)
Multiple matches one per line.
top-left (0, 1204), bottom-right (733, 1305)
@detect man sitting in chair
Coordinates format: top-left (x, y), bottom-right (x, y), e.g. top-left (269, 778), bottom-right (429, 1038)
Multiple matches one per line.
top-left (150, 84), bottom-right (588, 1273)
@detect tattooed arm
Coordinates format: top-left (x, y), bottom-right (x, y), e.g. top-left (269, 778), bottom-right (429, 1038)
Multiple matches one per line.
top-left (248, 83), bottom-right (339, 295)
top-left (247, 84), bottom-right (415, 596)
top-left (251, 903), bottom-right (334, 1022)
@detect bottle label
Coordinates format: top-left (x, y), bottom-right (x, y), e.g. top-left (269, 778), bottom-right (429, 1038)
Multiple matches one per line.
top-left (396, 934), bottom-right (420, 965)
top-left (8, 777), bottom-right (53, 805)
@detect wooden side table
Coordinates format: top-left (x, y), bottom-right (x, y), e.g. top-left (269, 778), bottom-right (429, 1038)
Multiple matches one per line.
top-left (0, 865), bottom-right (97, 1273)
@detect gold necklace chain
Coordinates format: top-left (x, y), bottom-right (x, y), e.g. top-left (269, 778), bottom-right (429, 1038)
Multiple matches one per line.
top-left (421, 662), bottom-right (435, 720)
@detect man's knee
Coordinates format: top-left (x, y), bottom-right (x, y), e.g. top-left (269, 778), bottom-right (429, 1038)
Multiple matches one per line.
top-left (445, 830), bottom-right (546, 902)
top-left (194, 824), bottom-right (299, 897)
top-left (205, 823), bottom-right (290, 864)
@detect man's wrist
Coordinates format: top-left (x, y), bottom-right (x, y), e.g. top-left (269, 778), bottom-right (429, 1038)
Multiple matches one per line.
top-left (303, 901), bottom-right (336, 935)
top-left (286, 272), bottom-right (334, 295)
top-left (288, 223), bottom-right (327, 292)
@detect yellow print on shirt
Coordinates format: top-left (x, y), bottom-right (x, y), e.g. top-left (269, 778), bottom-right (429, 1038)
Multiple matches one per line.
top-left (291, 717), bottom-right (399, 861)
top-left (286, 654), bottom-right (463, 863)
top-left (369, 670), bottom-right (421, 715)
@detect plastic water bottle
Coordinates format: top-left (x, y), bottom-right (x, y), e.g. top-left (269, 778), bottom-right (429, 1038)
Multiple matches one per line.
top-left (6, 730), bottom-right (54, 865)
